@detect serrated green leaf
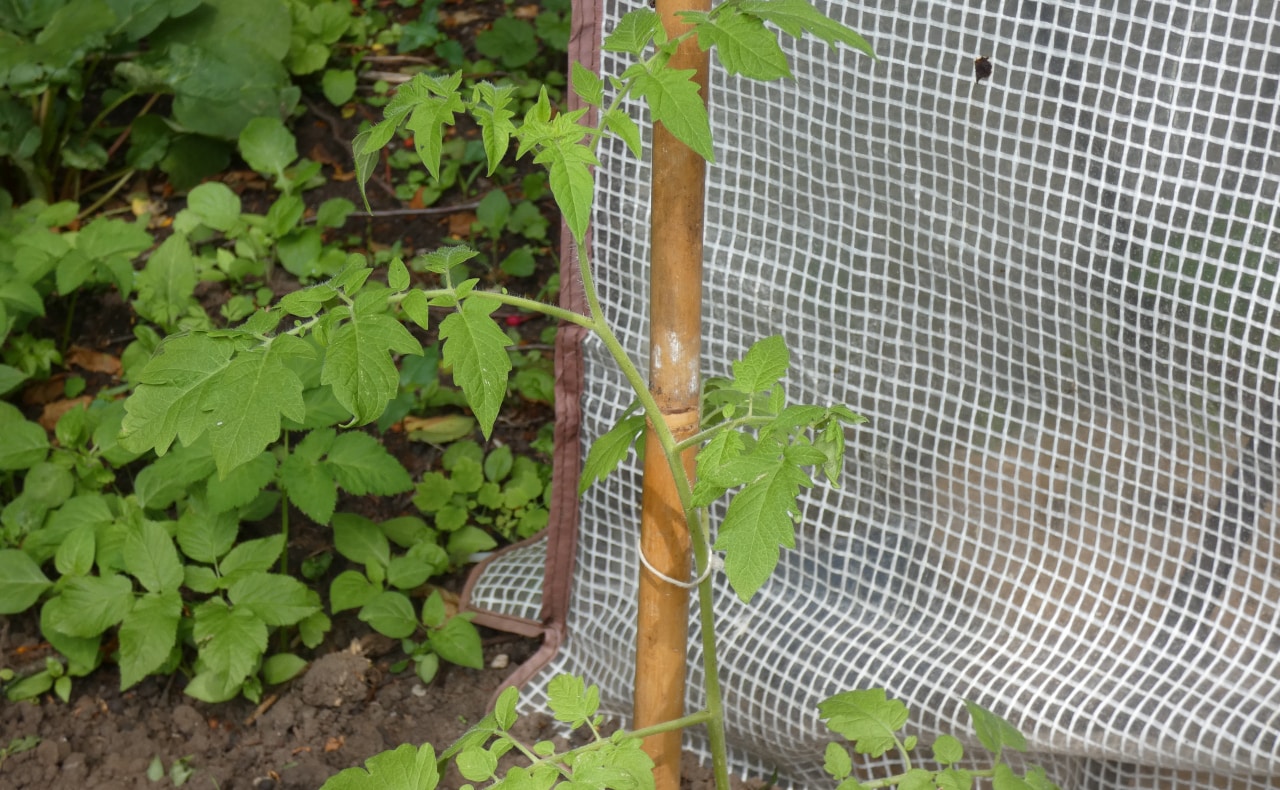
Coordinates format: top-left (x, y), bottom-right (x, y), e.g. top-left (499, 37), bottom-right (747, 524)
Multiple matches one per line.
top-left (602, 108), bottom-right (643, 159)
top-left (183, 668), bottom-right (244, 704)
top-left (333, 512), bottom-right (392, 569)
top-left (992, 764), bottom-right (1035, 790)
top-left (738, 0), bottom-right (876, 59)
top-left (450, 457), bottom-right (484, 493)
top-left (185, 564), bottom-right (220, 594)
top-left (965, 699), bottom-right (1028, 758)
top-left (632, 67), bottom-right (715, 162)
top-left (133, 439), bottom-right (218, 509)
top-left (322, 312), bottom-right (422, 426)
top-left (936, 768), bottom-right (975, 790)
top-left (239, 116), bottom-right (297, 180)
top-left (476, 189), bottom-right (511, 234)
top-left (418, 245), bottom-right (480, 274)
top-left (412, 471), bottom-right (455, 512)
top-left (1022, 766), bottom-right (1060, 790)
top-left (537, 138), bottom-right (597, 247)
top-left (321, 742), bottom-right (438, 790)
top-left (446, 525), bottom-right (496, 561)
top-left (456, 745), bottom-right (499, 782)
top-left (177, 506), bottom-right (239, 564)
top-left (261, 652), bottom-right (308, 685)
top-left (430, 614), bottom-right (483, 669)
top-left (401, 289), bottom-right (431, 330)
top-left (598, 739), bottom-right (656, 790)
top-left (439, 298), bottom-right (513, 439)
top-left (358, 590), bottom-right (418, 639)
top-left (900, 769), bottom-right (939, 790)
top-left (603, 8), bottom-right (661, 54)
top-left (484, 445), bottom-right (514, 482)
top-left (228, 571), bottom-right (320, 626)
top-left (330, 570), bottom-right (380, 613)
top-left (205, 451), bottom-right (277, 514)
top-left (119, 334), bottom-right (233, 457)
top-left (570, 61), bottom-right (604, 106)
top-left (695, 428), bottom-right (745, 483)
top-left (192, 599), bottom-right (267, 696)
top-left (220, 534), bottom-right (285, 577)
top-left (579, 411), bottom-right (645, 494)
top-left (281, 283), bottom-right (339, 318)
top-left (42, 574), bottom-right (134, 638)
top-left (299, 610), bottom-right (331, 649)
top-left (818, 689), bottom-right (910, 758)
top-left (420, 589), bottom-right (447, 628)
top-left (54, 524), bottom-right (97, 577)
top-left (328, 431), bottom-right (414, 495)
top-left (118, 590), bottom-right (182, 689)
top-left (732, 335), bottom-right (790, 393)
top-left (0, 549), bottom-right (52, 614)
top-left (823, 742), bottom-right (852, 780)
top-left (123, 520), bottom-right (184, 593)
top-left (322, 68), bottom-right (357, 105)
top-left (279, 452), bottom-right (338, 524)
top-left (386, 554), bottom-right (434, 590)
top-left (713, 458), bottom-right (811, 600)
top-left (692, 12), bottom-right (791, 80)
top-left (405, 78), bottom-right (467, 181)
top-left (39, 602), bottom-right (102, 677)
top-left (388, 257), bottom-right (410, 291)
top-left (546, 675), bottom-right (599, 729)
top-left (932, 733), bottom-right (964, 764)
top-left (0, 409), bottom-right (49, 470)
top-left (352, 128), bottom-right (382, 212)
top-left (205, 337), bottom-right (312, 476)
top-left (494, 685), bottom-right (519, 730)
top-left (185, 182), bottom-right (242, 232)
top-left (133, 233), bottom-right (198, 330)
top-left (472, 82), bottom-right (517, 176)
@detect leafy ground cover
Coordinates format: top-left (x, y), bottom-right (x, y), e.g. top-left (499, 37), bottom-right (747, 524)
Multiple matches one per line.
top-left (0, 0), bottom-right (667, 787)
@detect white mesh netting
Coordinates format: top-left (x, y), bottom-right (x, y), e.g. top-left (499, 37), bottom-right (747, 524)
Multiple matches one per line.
top-left (467, 0), bottom-right (1280, 786)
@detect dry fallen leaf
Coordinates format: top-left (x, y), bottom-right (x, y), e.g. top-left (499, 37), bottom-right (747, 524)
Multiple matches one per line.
top-left (40, 397), bottom-right (92, 431)
top-left (403, 414), bottom-right (477, 444)
top-left (441, 9), bottom-right (486, 27)
top-left (447, 211), bottom-right (476, 238)
top-left (21, 377), bottom-right (65, 406)
top-left (324, 736), bottom-right (345, 753)
top-left (66, 346), bottom-right (122, 375)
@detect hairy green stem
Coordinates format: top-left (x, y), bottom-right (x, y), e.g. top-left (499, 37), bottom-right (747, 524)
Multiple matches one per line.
top-left (543, 710), bottom-right (717, 772)
top-left (573, 245), bottom-right (732, 789)
top-left (674, 414), bottom-right (778, 454)
top-left (413, 288), bottom-right (597, 330)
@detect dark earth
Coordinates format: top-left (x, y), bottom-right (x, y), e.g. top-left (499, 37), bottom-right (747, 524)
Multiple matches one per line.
top-left (0, 2), bottom-right (765, 788)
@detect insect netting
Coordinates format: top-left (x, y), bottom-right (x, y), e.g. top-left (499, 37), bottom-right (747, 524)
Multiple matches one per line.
top-left (463, 0), bottom-right (1280, 786)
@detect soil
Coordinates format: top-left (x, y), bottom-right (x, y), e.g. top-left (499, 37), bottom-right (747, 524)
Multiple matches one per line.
top-left (0, 4), bottom-right (767, 788)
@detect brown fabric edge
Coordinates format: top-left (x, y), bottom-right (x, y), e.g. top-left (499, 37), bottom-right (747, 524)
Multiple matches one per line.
top-left (459, 0), bottom-right (602, 699)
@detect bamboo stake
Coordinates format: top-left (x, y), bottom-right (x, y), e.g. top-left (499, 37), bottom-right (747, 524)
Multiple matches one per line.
top-left (634, 2), bottom-right (711, 788)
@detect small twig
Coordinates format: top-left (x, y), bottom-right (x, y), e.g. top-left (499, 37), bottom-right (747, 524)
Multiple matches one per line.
top-left (361, 55), bottom-right (437, 65)
top-left (368, 202), bottom-right (487, 218)
top-left (243, 692), bottom-right (280, 726)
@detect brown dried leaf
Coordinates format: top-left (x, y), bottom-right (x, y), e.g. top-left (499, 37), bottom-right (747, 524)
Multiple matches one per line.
top-left (66, 346), bottom-right (122, 375)
top-left (40, 397), bottom-right (91, 431)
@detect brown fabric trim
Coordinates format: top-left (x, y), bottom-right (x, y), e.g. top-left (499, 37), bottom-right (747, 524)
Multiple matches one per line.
top-left (460, 0), bottom-right (602, 690)
top-left (458, 532), bottom-right (554, 639)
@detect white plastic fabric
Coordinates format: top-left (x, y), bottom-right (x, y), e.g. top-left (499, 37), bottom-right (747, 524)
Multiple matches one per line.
top-left (467, 0), bottom-right (1280, 786)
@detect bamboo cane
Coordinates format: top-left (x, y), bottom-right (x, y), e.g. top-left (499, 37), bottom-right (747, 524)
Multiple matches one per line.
top-left (633, 2), bottom-right (711, 788)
